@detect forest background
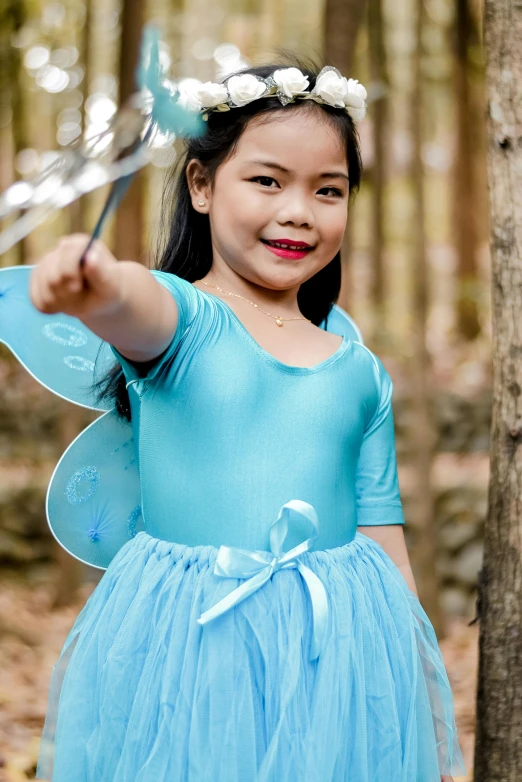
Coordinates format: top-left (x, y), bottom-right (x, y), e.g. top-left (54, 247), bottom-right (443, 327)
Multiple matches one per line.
top-left (0, 0), bottom-right (490, 778)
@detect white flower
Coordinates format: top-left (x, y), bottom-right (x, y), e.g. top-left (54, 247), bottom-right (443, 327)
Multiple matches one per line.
top-left (272, 67), bottom-right (309, 98)
top-left (176, 78), bottom-right (204, 112)
top-left (343, 78), bottom-right (367, 109)
top-left (226, 74), bottom-right (267, 107)
top-left (313, 69), bottom-right (348, 108)
top-left (194, 81), bottom-right (229, 109)
top-left (346, 105), bottom-right (367, 121)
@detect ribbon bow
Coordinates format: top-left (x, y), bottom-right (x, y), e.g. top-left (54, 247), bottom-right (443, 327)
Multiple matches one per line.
top-left (197, 499), bottom-right (329, 661)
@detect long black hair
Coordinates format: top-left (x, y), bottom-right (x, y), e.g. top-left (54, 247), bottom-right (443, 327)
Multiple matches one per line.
top-left (92, 54), bottom-right (363, 422)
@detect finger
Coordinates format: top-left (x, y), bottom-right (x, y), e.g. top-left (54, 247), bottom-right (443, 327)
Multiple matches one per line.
top-left (32, 239), bottom-right (85, 307)
top-left (80, 245), bottom-right (107, 290)
top-left (57, 234), bottom-right (96, 270)
top-left (47, 239), bottom-right (85, 290)
top-left (29, 268), bottom-right (44, 311)
top-left (58, 232), bottom-right (92, 247)
top-left (30, 273), bottom-right (60, 314)
top-left (58, 243), bottom-right (88, 287)
top-left (30, 253), bottom-right (61, 308)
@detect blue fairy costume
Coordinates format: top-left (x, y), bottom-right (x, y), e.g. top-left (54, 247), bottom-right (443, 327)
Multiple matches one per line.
top-left (0, 265), bottom-right (466, 781)
top-left (0, 24), bottom-right (465, 782)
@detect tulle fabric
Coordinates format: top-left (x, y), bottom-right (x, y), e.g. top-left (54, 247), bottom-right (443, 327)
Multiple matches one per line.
top-left (36, 530), bottom-right (466, 782)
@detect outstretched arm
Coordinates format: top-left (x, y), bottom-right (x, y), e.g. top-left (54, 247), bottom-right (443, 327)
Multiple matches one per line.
top-left (29, 233), bottom-right (179, 364)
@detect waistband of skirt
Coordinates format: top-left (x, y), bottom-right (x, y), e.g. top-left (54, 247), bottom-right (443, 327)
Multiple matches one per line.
top-left (130, 529), bottom-right (383, 570)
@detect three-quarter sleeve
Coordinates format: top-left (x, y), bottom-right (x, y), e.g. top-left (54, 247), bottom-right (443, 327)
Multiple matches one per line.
top-left (355, 353), bottom-right (405, 526)
top-left (109, 269), bottom-right (198, 389)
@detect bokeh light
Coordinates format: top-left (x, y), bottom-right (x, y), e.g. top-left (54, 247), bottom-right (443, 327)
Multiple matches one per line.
top-left (42, 3), bottom-right (66, 30)
top-left (4, 181), bottom-right (34, 208)
top-left (85, 94), bottom-right (117, 124)
top-left (50, 46), bottom-right (79, 68)
top-left (14, 149), bottom-right (40, 177)
top-left (36, 64), bottom-right (70, 93)
top-left (192, 38), bottom-right (218, 61)
top-left (24, 45), bottom-right (51, 71)
top-left (57, 121), bottom-right (82, 146)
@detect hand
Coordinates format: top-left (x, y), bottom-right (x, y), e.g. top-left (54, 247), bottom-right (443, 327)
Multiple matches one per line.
top-left (441, 775), bottom-right (454, 781)
top-left (29, 233), bottom-right (124, 319)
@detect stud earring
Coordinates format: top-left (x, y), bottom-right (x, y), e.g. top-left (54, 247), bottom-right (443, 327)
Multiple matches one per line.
top-left (198, 199), bottom-right (206, 207)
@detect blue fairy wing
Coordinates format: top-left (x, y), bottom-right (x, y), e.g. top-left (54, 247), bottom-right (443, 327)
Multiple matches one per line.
top-left (47, 408), bottom-right (144, 570)
top-left (320, 303), bottom-right (364, 344)
top-left (0, 265), bottom-right (115, 410)
top-left (0, 264), bottom-right (144, 569)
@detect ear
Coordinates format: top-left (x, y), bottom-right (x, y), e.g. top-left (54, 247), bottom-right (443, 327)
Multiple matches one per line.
top-left (186, 159), bottom-right (211, 214)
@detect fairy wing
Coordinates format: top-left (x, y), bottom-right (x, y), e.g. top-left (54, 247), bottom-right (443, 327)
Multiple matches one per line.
top-left (0, 265), bottom-right (115, 410)
top-left (46, 408), bottom-right (144, 569)
top-left (0, 265), bottom-right (362, 569)
top-left (0, 264), bottom-right (143, 568)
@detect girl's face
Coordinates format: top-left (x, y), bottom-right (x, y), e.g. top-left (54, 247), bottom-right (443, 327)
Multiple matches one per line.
top-left (189, 107), bottom-right (350, 293)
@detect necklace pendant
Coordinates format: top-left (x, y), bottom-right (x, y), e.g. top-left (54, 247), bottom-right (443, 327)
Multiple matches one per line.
top-left (275, 318), bottom-right (283, 327)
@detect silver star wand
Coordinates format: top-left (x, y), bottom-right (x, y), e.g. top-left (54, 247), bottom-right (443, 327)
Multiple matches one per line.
top-left (0, 25), bottom-right (205, 260)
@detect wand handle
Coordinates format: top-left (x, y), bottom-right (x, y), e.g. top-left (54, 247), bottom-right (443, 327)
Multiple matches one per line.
top-left (79, 121), bottom-right (154, 269)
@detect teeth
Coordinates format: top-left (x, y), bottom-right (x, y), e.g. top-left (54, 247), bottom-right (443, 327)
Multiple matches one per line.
top-left (269, 242), bottom-right (308, 250)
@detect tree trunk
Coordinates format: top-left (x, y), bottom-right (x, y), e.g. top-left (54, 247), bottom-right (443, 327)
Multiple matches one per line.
top-left (474, 0), bottom-right (522, 778)
top-left (323, 0), bottom-right (367, 315)
top-left (409, 0), bottom-right (443, 637)
top-left (368, 0), bottom-right (388, 341)
top-left (113, 0), bottom-right (146, 265)
top-left (1, 0), bottom-right (30, 266)
top-left (452, 0), bottom-right (482, 340)
top-left (323, 0), bottom-right (367, 74)
top-left (69, 0), bottom-right (93, 235)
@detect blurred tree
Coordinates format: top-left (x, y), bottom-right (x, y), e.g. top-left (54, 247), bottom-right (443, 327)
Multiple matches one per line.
top-left (452, 0), bottom-right (483, 340)
top-left (409, 0), bottom-right (443, 636)
top-left (368, 0), bottom-right (389, 340)
top-left (323, 0), bottom-right (366, 314)
top-left (323, 0), bottom-right (365, 74)
top-left (0, 0), bottom-right (29, 266)
top-left (113, 0), bottom-right (146, 265)
top-left (69, 0), bottom-right (93, 235)
top-left (474, 0), bottom-right (522, 777)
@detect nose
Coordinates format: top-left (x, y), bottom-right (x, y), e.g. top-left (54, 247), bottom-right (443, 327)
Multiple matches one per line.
top-left (276, 188), bottom-right (314, 228)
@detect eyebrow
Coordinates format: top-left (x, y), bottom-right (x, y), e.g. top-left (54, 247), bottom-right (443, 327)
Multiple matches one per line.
top-left (244, 159), bottom-right (349, 182)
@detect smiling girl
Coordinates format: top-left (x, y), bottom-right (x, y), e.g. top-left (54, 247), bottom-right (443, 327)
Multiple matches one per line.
top-left (27, 58), bottom-right (465, 781)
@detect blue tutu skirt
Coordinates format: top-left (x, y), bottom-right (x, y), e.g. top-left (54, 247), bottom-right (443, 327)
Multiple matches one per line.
top-left (36, 531), bottom-right (465, 781)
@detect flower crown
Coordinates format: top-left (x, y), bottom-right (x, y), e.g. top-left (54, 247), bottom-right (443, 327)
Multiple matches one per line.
top-left (174, 66), bottom-right (367, 123)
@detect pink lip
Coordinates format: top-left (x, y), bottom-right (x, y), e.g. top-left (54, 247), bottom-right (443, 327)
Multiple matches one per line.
top-left (261, 238), bottom-right (313, 260)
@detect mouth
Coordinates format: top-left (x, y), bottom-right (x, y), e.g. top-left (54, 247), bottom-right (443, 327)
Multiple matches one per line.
top-left (260, 238), bottom-right (314, 260)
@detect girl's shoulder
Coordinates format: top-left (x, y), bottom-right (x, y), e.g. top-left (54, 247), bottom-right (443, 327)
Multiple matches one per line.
top-left (149, 270), bottom-right (202, 329)
top-left (150, 270), bottom-right (198, 302)
top-left (349, 341), bottom-right (396, 419)
top-left (350, 339), bottom-right (385, 377)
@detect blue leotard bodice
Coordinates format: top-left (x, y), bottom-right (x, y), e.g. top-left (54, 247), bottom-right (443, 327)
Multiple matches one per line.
top-left (110, 271), bottom-right (405, 552)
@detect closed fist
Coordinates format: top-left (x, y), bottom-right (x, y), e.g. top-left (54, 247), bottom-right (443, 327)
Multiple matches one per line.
top-left (30, 234), bottom-right (124, 318)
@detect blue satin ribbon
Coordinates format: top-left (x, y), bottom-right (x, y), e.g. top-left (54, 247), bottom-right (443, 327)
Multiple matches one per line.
top-left (197, 499), bottom-right (329, 661)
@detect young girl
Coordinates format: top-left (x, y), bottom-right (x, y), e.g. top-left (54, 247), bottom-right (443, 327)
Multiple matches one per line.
top-left (22, 58), bottom-right (465, 781)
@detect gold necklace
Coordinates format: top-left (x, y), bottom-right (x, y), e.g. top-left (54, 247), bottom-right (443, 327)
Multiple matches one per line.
top-left (196, 280), bottom-right (311, 327)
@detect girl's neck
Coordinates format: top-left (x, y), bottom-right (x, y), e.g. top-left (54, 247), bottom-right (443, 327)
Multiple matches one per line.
top-left (197, 270), bottom-right (302, 318)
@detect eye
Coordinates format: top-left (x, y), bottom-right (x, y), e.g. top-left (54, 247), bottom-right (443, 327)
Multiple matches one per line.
top-left (250, 176), bottom-right (279, 188)
top-left (318, 186), bottom-right (343, 197)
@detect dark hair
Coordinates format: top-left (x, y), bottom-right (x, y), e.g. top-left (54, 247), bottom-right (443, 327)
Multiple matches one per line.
top-left (92, 53), bottom-right (363, 421)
